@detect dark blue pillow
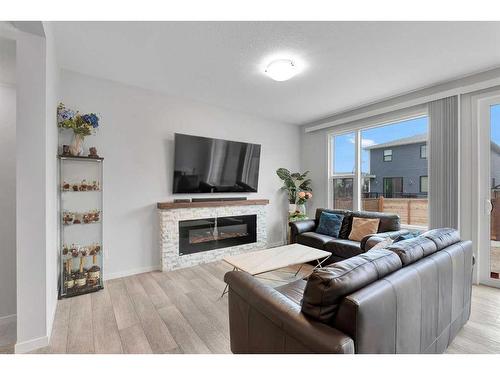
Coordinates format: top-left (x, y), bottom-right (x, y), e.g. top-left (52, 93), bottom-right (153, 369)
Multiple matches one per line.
top-left (316, 212), bottom-right (344, 238)
top-left (394, 231), bottom-right (421, 243)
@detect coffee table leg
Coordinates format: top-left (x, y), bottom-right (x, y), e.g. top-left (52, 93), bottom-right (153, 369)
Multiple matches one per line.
top-left (219, 267), bottom-right (236, 299)
top-left (294, 264), bottom-right (304, 277)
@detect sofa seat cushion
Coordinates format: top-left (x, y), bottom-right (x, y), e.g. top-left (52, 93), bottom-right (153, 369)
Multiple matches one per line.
top-left (301, 249), bottom-right (402, 324)
top-left (386, 237), bottom-right (438, 266)
top-left (421, 228), bottom-right (460, 250)
top-left (297, 232), bottom-right (334, 249)
top-left (324, 239), bottom-right (363, 259)
top-left (275, 279), bottom-right (307, 305)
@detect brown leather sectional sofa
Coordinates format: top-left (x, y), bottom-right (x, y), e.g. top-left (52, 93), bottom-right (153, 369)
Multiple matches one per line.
top-left (224, 228), bottom-right (473, 353)
top-left (290, 208), bottom-right (410, 264)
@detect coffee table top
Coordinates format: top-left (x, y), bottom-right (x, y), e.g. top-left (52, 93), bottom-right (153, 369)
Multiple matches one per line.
top-left (223, 244), bottom-right (331, 276)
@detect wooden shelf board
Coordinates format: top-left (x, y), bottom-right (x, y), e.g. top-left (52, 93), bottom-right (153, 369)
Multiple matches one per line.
top-left (157, 199), bottom-right (269, 209)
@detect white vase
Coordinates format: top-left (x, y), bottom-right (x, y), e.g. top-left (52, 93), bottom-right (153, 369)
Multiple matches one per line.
top-left (69, 133), bottom-right (85, 156)
top-left (289, 203), bottom-right (297, 213)
top-left (297, 204), bottom-right (306, 216)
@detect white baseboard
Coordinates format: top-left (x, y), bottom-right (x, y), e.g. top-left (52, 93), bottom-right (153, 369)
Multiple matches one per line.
top-left (0, 314), bottom-right (16, 325)
top-left (104, 265), bottom-right (161, 281)
top-left (15, 335), bottom-right (48, 354)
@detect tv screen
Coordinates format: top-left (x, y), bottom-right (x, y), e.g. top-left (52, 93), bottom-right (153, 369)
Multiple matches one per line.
top-left (173, 133), bottom-right (261, 194)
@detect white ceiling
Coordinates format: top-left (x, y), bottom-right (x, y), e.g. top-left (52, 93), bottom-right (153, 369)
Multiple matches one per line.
top-left (52, 21), bottom-right (500, 125)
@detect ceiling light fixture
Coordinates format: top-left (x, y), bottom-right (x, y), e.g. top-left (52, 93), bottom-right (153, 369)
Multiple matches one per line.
top-left (264, 59), bottom-right (298, 82)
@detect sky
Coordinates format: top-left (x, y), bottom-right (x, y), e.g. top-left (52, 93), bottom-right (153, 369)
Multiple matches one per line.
top-left (332, 105), bottom-right (500, 175)
top-left (492, 104), bottom-right (500, 146)
top-left (332, 116), bottom-right (428, 174)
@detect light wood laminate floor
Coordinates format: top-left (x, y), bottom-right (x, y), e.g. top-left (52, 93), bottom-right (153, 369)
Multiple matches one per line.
top-left (19, 261), bottom-right (500, 354)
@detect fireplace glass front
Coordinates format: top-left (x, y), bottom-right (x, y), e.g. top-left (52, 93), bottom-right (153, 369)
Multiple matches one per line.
top-left (178, 214), bottom-right (257, 255)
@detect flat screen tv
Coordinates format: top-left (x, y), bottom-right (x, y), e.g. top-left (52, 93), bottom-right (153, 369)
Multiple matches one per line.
top-left (173, 133), bottom-right (261, 194)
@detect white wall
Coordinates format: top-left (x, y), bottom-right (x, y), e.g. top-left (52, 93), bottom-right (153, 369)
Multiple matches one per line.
top-left (0, 81), bottom-right (16, 319)
top-left (60, 70), bottom-right (300, 279)
top-left (43, 21), bottom-right (60, 340)
top-left (15, 30), bottom-right (48, 352)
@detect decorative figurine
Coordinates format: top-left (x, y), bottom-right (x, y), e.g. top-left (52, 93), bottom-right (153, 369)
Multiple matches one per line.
top-left (75, 258), bottom-right (87, 288)
top-left (62, 145), bottom-right (70, 156)
top-left (88, 147), bottom-right (99, 158)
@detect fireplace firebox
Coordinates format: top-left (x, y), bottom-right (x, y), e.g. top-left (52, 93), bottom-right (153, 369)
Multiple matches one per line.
top-left (178, 214), bottom-right (257, 255)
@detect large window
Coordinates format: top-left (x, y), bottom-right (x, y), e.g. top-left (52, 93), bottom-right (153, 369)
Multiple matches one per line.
top-left (330, 115), bottom-right (429, 227)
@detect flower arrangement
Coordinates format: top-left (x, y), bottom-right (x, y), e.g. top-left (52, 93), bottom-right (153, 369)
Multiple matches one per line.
top-left (57, 103), bottom-right (100, 136)
top-left (296, 190), bottom-right (313, 205)
top-left (58, 103), bottom-right (100, 156)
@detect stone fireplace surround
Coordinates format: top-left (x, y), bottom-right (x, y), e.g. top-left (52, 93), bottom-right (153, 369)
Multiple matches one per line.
top-left (158, 200), bottom-right (268, 271)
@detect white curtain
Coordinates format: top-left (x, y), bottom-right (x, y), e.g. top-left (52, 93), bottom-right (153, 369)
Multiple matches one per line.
top-left (428, 96), bottom-right (459, 229)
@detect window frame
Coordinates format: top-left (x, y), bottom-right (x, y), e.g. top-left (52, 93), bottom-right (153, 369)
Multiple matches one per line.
top-left (327, 108), bottom-right (429, 215)
top-left (383, 149), bottom-right (393, 162)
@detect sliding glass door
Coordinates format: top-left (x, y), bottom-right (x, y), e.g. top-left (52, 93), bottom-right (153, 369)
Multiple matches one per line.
top-left (478, 95), bottom-right (500, 287)
top-left (329, 115), bottom-right (429, 228)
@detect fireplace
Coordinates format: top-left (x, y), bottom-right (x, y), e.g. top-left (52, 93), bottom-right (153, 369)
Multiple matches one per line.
top-left (178, 214), bottom-right (257, 255)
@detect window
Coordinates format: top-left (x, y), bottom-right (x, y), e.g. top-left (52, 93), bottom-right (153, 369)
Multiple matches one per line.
top-left (420, 176), bottom-right (428, 193)
top-left (330, 132), bottom-right (355, 210)
top-left (420, 144), bottom-right (427, 159)
top-left (383, 149), bottom-right (392, 162)
top-left (330, 114), bottom-right (430, 228)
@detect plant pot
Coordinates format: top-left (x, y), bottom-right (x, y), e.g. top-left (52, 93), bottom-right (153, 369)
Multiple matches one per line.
top-left (69, 133), bottom-right (85, 156)
top-left (288, 203), bottom-right (297, 213)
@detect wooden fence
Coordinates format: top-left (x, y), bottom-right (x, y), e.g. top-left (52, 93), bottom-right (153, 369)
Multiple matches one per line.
top-left (492, 190), bottom-right (500, 240)
top-left (334, 197), bottom-right (428, 226)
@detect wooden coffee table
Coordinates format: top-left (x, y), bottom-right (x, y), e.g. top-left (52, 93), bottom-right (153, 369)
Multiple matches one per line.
top-left (220, 244), bottom-right (331, 297)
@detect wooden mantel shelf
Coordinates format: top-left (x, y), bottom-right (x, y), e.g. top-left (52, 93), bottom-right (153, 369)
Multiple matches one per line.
top-left (157, 199), bottom-right (269, 210)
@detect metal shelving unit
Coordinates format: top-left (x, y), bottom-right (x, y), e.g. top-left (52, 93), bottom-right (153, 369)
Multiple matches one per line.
top-left (58, 155), bottom-right (104, 298)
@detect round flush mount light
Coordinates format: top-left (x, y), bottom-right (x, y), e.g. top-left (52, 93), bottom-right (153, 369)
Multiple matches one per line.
top-left (264, 59), bottom-right (298, 82)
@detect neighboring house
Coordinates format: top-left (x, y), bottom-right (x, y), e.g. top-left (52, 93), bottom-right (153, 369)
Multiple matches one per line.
top-left (364, 134), bottom-right (429, 198)
top-left (365, 133), bottom-right (500, 197)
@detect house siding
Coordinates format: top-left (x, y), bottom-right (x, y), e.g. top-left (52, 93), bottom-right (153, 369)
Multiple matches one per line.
top-left (369, 141), bottom-right (428, 196)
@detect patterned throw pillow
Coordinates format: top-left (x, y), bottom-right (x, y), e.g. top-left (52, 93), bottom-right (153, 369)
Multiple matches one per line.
top-left (348, 217), bottom-right (380, 242)
top-left (394, 231), bottom-right (421, 242)
top-left (315, 212), bottom-right (344, 238)
top-left (369, 237), bottom-right (394, 251)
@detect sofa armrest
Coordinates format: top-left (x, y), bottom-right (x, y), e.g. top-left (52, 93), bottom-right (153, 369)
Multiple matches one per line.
top-left (224, 271), bottom-right (354, 354)
top-left (289, 219), bottom-right (316, 243)
top-left (360, 229), bottom-right (410, 251)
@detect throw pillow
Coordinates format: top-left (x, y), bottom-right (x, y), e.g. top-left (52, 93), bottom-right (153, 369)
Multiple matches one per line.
top-left (315, 212), bottom-right (344, 238)
top-left (348, 217), bottom-right (380, 242)
top-left (369, 237), bottom-right (394, 251)
top-left (394, 231), bottom-right (421, 243)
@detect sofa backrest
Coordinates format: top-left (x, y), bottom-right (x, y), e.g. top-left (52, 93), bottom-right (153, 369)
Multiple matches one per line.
top-left (315, 208), bottom-right (400, 239)
top-left (301, 249), bottom-right (402, 323)
top-left (333, 239), bottom-right (473, 353)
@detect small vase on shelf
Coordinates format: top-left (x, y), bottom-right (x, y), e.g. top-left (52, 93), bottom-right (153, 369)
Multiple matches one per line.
top-left (69, 133), bottom-right (85, 156)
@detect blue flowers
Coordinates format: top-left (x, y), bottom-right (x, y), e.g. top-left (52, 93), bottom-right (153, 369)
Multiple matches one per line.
top-left (82, 113), bottom-right (100, 129)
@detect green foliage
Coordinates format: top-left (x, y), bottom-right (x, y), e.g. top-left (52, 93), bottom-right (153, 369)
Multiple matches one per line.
top-left (276, 168), bottom-right (312, 204)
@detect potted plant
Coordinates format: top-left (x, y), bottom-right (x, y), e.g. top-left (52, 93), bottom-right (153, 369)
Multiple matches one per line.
top-left (276, 168), bottom-right (312, 219)
top-left (57, 103), bottom-right (100, 156)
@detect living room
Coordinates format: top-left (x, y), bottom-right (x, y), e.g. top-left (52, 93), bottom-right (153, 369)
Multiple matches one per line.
top-left (1, 1), bottom-right (500, 372)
